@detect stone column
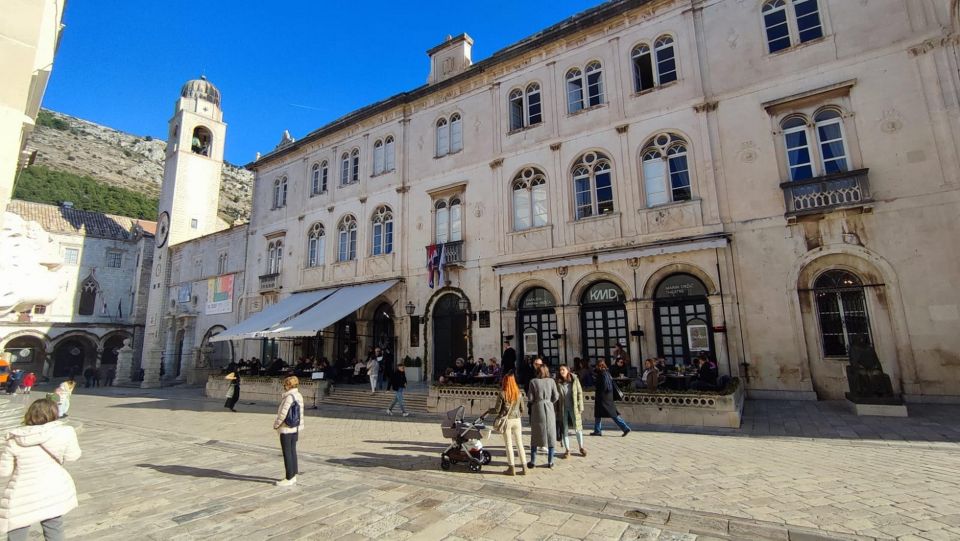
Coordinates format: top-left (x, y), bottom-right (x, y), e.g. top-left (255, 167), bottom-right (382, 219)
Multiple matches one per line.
top-left (114, 339), bottom-right (134, 385)
top-left (161, 324), bottom-right (175, 380)
top-left (177, 323), bottom-right (195, 383)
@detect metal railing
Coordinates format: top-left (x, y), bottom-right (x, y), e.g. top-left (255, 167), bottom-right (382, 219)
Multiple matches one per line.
top-left (259, 273), bottom-right (280, 291)
top-left (427, 240), bottom-right (464, 265)
top-left (781, 168), bottom-right (870, 216)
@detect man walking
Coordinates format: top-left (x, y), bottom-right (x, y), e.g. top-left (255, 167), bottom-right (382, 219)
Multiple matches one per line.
top-left (501, 340), bottom-right (517, 379)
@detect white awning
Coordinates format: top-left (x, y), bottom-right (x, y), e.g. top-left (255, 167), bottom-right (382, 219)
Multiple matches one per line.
top-left (208, 288), bottom-right (336, 342)
top-left (596, 237), bottom-right (728, 263)
top-left (258, 280), bottom-right (399, 339)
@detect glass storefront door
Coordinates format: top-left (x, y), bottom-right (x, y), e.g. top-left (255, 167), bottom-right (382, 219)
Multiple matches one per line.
top-left (517, 287), bottom-right (559, 367)
top-left (653, 273), bottom-right (713, 367)
top-left (580, 281), bottom-right (628, 363)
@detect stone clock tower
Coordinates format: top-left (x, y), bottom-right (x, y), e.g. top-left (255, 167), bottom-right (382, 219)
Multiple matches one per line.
top-left (136, 77), bottom-right (227, 388)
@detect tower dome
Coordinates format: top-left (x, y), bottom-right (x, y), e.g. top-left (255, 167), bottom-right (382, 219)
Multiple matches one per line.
top-left (180, 75), bottom-right (221, 107)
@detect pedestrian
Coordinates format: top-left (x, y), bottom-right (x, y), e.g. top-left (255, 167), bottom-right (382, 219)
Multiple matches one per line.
top-left (82, 367), bottom-right (93, 388)
top-left (501, 340), bottom-right (516, 379)
top-left (92, 366), bottom-right (102, 388)
top-left (224, 372), bottom-right (240, 412)
top-left (273, 376), bottom-right (304, 487)
top-left (591, 361), bottom-right (632, 437)
top-left (555, 365), bottom-right (586, 458)
top-left (526, 364), bottom-right (559, 469)
top-left (105, 367), bottom-right (115, 387)
top-left (365, 354), bottom-right (379, 395)
top-left (56, 381), bottom-right (76, 418)
top-left (0, 398), bottom-right (82, 539)
top-left (386, 364), bottom-right (409, 417)
top-left (21, 373), bottom-right (35, 395)
top-left (485, 374), bottom-right (527, 476)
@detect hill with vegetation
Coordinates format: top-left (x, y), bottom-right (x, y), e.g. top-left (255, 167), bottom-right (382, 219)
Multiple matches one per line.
top-left (25, 109), bottom-right (252, 222)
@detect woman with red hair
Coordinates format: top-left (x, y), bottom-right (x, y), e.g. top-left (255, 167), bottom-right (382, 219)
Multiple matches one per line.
top-left (486, 374), bottom-right (527, 476)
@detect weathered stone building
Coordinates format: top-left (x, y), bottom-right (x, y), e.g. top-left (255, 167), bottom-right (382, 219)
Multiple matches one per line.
top-left (147, 0), bottom-right (960, 402)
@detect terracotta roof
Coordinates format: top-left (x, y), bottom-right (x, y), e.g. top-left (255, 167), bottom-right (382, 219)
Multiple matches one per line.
top-left (7, 200), bottom-right (157, 240)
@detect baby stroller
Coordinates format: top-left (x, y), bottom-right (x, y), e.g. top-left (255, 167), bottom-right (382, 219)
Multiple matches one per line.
top-left (440, 405), bottom-right (492, 472)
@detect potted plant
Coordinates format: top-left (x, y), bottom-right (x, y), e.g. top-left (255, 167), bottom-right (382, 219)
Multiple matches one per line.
top-left (403, 356), bottom-right (423, 383)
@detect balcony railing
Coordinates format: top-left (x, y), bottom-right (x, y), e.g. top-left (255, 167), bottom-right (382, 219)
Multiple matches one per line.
top-left (259, 273), bottom-right (280, 291)
top-left (781, 168), bottom-right (870, 216)
top-left (426, 240), bottom-right (464, 266)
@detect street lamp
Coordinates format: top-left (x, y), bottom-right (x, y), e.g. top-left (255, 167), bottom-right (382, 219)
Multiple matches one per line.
top-left (457, 297), bottom-right (470, 312)
top-left (405, 301), bottom-right (416, 316)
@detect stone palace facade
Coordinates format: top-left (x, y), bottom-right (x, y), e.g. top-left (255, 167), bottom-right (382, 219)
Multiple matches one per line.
top-left (140, 0), bottom-right (960, 402)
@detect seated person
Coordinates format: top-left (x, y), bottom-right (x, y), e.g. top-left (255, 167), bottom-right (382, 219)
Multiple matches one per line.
top-left (352, 358), bottom-right (367, 382)
top-left (471, 358), bottom-right (484, 377)
top-left (482, 358), bottom-right (500, 377)
top-left (610, 358), bottom-right (629, 378)
top-left (689, 355), bottom-right (719, 391)
top-left (451, 358), bottom-right (466, 377)
top-left (438, 367), bottom-right (456, 385)
top-left (639, 358), bottom-right (659, 391)
top-left (267, 357), bottom-right (287, 376)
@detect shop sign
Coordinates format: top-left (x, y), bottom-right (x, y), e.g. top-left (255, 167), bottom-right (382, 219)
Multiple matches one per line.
top-left (583, 282), bottom-right (624, 305)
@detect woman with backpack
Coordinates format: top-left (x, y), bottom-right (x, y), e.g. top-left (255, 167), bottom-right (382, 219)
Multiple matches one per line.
top-left (273, 376), bottom-right (304, 487)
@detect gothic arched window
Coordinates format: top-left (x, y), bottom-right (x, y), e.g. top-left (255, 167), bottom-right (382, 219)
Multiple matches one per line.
top-left (371, 205), bottom-right (394, 256)
top-left (78, 274), bottom-right (99, 316)
top-left (307, 223), bottom-right (325, 267)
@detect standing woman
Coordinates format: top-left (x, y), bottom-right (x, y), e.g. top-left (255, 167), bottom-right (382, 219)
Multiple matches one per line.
top-left (224, 372), bottom-right (240, 412)
top-left (56, 381), bottom-right (76, 419)
top-left (273, 376), bottom-right (304, 486)
top-left (365, 354), bottom-right (379, 395)
top-left (0, 398), bottom-right (82, 539)
top-left (485, 374), bottom-right (527, 476)
top-left (526, 364), bottom-right (559, 469)
top-left (555, 365), bottom-right (586, 458)
top-left (591, 361), bottom-right (632, 437)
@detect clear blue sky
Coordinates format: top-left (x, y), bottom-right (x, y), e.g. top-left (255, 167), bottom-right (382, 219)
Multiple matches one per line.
top-left (42, 1), bottom-right (603, 165)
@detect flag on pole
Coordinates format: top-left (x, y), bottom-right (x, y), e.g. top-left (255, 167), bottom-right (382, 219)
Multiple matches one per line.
top-left (426, 244), bottom-right (437, 288)
top-left (437, 243), bottom-right (447, 286)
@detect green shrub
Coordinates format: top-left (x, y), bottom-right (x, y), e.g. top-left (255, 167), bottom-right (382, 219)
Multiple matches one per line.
top-left (36, 110), bottom-right (69, 131)
top-left (13, 165), bottom-right (158, 220)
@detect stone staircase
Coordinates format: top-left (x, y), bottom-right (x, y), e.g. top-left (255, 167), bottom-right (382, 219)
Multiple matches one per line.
top-left (320, 385), bottom-right (429, 414)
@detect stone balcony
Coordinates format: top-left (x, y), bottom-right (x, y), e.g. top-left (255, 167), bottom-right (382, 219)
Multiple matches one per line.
top-left (427, 240), bottom-right (464, 266)
top-left (780, 168), bottom-right (871, 217)
top-left (258, 272), bottom-right (280, 292)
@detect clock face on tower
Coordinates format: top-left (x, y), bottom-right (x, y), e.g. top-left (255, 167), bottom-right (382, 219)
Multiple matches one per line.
top-left (156, 211), bottom-right (170, 248)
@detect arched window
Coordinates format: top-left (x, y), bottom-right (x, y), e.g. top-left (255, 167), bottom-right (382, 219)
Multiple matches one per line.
top-left (350, 148), bottom-right (360, 183)
top-left (566, 68), bottom-right (584, 114)
top-left (272, 177), bottom-right (287, 208)
top-left (509, 84), bottom-right (543, 132)
top-left (814, 270), bottom-right (871, 357)
top-left (340, 152), bottom-right (350, 185)
top-left (371, 205), bottom-right (394, 256)
top-left (449, 196), bottom-right (462, 242)
top-left (781, 109), bottom-right (848, 181)
top-left (436, 117), bottom-right (449, 157)
top-left (384, 136), bottom-right (395, 172)
top-left (632, 44), bottom-right (654, 92)
top-left (373, 139), bottom-right (385, 175)
top-left (585, 61), bottom-right (605, 107)
top-left (435, 200), bottom-right (449, 244)
top-left (78, 274), bottom-right (98, 316)
top-left (572, 152), bottom-right (614, 220)
top-left (267, 240), bottom-right (283, 274)
top-left (653, 36), bottom-right (677, 85)
top-left (307, 223), bottom-right (325, 267)
top-left (337, 215), bottom-right (357, 262)
top-left (641, 133), bottom-right (691, 206)
top-left (509, 89), bottom-right (524, 131)
top-left (763, 0), bottom-right (822, 54)
top-left (311, 161), bottom-right (328, 195)
top-left (512, 167), bottom-right (548, 231)
top-left (526, 83), bottom-right (542, 126)
top-left (449, 113), bottom-right (463, 153)
top-left (191, 126), bottom-right (212, 156)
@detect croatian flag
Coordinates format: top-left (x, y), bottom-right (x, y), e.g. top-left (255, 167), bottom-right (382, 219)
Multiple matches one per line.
top-left (426, 244), bottom-right (437, 288)
top-left (437, 243), bottom-right (447, 287)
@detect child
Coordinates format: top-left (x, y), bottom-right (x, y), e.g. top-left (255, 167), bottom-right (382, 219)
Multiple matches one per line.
top-left (21, 372), bottom-right (36, 394)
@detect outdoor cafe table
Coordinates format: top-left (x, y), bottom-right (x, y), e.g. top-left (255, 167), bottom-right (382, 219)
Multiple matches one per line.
top-left (665, 373), bottom-right (693, 390)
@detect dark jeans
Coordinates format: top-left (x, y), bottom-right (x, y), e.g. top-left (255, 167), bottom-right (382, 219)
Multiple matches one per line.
top-left (280, 432), bottom-right (299, 480)
top-left (8, 515), bottom-right (64, 541)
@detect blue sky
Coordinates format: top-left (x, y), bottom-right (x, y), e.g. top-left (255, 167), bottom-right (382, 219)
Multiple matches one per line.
top-left (42, 1), bottom-right (603, 165)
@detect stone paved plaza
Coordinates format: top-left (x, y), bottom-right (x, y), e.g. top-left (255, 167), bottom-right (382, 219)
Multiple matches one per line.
top-left (5, 387), bottom-right (960, 540)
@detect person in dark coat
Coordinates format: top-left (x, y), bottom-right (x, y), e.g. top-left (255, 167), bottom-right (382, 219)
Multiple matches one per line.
top-left (501, 340), bottom-right (517, 379)
top-left (386, 364), bottom-right (408, 416)
top-left (526, 364), bottom-right (559, 469)
top-left (224, 373), bottom-right (240, 412)
top-left (590, 361), bottom-right (631, 437)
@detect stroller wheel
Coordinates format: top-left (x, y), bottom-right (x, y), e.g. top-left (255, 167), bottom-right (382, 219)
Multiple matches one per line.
top-left (468, 461), bottom-right (482, 473)
top-left (481, 450), bottom-right (492, 465)
top-left (440, 457), bottom-right (451, 471)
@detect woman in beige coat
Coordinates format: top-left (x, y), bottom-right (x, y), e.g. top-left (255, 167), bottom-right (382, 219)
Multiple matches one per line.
top-left (0, 398), bottom-right (81, 540)
top-left (273, 376), bottom-right (305, 487)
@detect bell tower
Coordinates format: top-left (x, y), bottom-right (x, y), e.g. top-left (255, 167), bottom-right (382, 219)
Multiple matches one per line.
top-left (136, 76), bottom-right (227, 388)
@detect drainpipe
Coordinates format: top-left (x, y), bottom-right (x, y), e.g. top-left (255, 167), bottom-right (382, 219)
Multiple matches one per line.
top-left (715, 248), bottom-right (732, 378)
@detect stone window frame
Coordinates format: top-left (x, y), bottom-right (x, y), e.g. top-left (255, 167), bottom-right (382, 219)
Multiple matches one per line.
top-left (631, 35), bottom-right (679, 94)
top-left (272, 176), bottom-right (288, 209)
top-left (508, 82), bottom-right (544, 133)
top-left (370, 205), bottom-right (394, 256)
top-left (435, 113), bottom-right (463, 158)
top-left (311, 160), bottom-right (329, 195)
top-left (639, 132), bottom-right (694, 208)
top-left (761, 0), bottom-right (827, 55)
top-left (571, 150), bottom-right (615, 220)
top-left (337, 214), bottom-right (358, 262)
top-left (105, 250), bottom-right (123, 269)
top-left (511, 166), bottom-right (549, 231)
top-left (372, 135), bottom-right (396, 176)
top-left (565, 60), bottom-right (605, 115)
top-left (306, 222), bottom-right (325, 268)
top-left (63, 246), bottom-right (80, 266)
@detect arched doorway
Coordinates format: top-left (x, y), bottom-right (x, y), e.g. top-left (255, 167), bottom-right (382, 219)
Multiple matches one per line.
top-left (333, 315), bottom-right (357, 365)
top-left (653, 273), bottom-right (713, 367)
top-left (173, 330), bottom-right (185, 378)
top-left (3, 336), bottom-right (46, 375)
top-left (580, 281), bottom-right (628, 363)
top-left (372, 303), bottom-right (395, 354)
top-left (52, 337), bottom-right (95, 377)
top-left (432, 293), bottom-right (468, 380)
top-left (813, 270), bottom-right (871, 357)
top-left (100, 334), bottom-right (128, 365)
top-left (517, 288), bottom-right (559, 367)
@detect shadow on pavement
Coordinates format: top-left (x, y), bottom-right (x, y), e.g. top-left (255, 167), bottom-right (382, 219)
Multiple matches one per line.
top-left (137, 463), bottom-right (276, 484)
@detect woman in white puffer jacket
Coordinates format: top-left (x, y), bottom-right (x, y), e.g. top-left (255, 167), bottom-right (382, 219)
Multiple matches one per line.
top-left (0, 398), bottom-right (81, 540)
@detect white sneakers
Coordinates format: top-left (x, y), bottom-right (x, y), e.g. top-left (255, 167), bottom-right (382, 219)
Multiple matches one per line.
top-left (402, 412), bottom-right (409, 417)
top-left (386, 409), bottom-right (392, 415)
top-left (275, 476), bottom-right (297, 487)
top-left (386, 409), bottom-right (409, 417)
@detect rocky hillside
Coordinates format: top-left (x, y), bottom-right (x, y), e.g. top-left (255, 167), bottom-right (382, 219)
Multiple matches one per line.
top-left (26, 110), bottom-right (252, 222)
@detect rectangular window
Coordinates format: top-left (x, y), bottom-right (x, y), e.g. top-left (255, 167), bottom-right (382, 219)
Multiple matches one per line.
top-left (436, 124), bottom-right (450, 157)
top-left (567, 79), bottom-right (584, 114)
top-left (384, 221), bottom-right (393, 254)
top-left (764, 7), bottom-right (791, 53)
top-left (449, 204), bottom-right (462, 242)
top-left (436, 208), bottom-right (449, 244)
top-left (527, 91), bottom-right (542, 125)
top-left (514, 188), bottom-right (531, 230)
top-left (373, 222), bottom-right (383, 256)
top-left (643, 159), bottom-right (669, 207)
top-left (634, 52), bottom-right (655, 92)
top-left (509, 96), bottom-right (524, 131)
top-left (816, 120), bottom-right (848, 174)
top-left (586, 72), bottom-right (604, 107)
top-left (106, 251), bottom-right (122, 269)
top-left (784, 127), bottom-right (814, 181)
top-left (384, 141), bottom-right (395, 172)
top-left (656, 46), bottom-right (677, 85)
top-left (373, 145), bottom-right (384, 175)
top-left (33, 305), bottom-right (46, 314)
top-left (191, 218), bottom-right (199, 229)
top-left (594, 169), bottom-right (613, 214)
top-left (532, 184), bottom-right (548, 227)
top-left (64, 247), bottom-right (79, 265)
top-left (450, 118), bottom-right (463, 153)
top-left (668, 154), bottom-right (691, 201)
top-left (574, 177), bottom-right (592, 219)
top-left (794, 0), bottom-right (823, 43)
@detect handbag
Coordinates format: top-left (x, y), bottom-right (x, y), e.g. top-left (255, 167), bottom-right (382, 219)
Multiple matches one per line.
top-left (493, 398), bottom-right (518, 433)
top-left (225, 386), bottom-right (235, 399)
top-left (613, 383), bottom-right (625, 401)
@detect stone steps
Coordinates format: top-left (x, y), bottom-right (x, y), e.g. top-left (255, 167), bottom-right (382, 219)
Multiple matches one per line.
top-left (321, 386), bottom-right (429, 413)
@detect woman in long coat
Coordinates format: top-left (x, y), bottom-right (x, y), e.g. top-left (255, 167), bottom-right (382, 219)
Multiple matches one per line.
top-left (526, 364), bottom-right (559, 469)
top-left (224, 372), bottom-right (240, 412)
top-left (555, 365), bottom-right (586, 458)
top-left (591, 361), bottom-right (631, 437)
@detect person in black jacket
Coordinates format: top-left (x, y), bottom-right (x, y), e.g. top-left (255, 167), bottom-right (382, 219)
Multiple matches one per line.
top-left (501, 340), bottom-right (517, 379)
top-left (224, 372), bottom-right (240, 412)
top-left (386, 365), bottom-right (409, 417)
top-left (590, 361), bottom-right (631, 437)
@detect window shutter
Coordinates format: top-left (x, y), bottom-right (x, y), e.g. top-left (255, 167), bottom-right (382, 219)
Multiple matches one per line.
top-left (643, 158), bottom-right (669, 207)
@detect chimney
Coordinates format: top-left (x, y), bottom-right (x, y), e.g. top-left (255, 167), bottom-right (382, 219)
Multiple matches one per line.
top-left (427, 33), bottom-right (473, 85)
top-left (61, 201), bottom-right (74, 209)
